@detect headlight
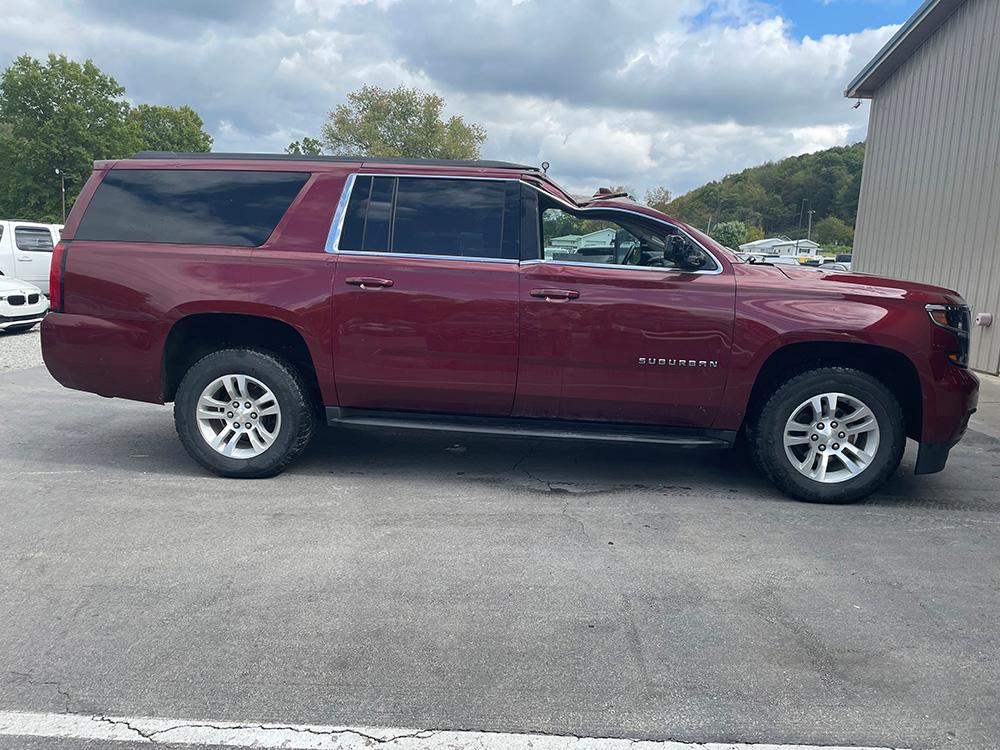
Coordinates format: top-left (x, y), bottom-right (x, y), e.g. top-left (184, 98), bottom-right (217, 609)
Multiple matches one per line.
top-left (926, 304), bottom-right (970, 332)
top-left (926, 304), bottom-right (971, 366)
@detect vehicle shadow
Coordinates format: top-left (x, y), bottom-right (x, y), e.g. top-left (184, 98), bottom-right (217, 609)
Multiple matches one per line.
top-left (295, 424), bottom-right (783, 500)
top-left (13, 373), bottom-right (997, 512)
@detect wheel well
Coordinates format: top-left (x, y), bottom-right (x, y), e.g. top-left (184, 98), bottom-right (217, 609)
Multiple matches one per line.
top-left (162, 313), bottom-right (321, 404)
top-left (745, 342), bottom-right (923, 440)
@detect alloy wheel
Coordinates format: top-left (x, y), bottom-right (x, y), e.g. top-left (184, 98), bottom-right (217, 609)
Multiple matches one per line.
top-left (782, 392), bottom-right (880, 484)
top-left (195, 374), bottom-right (282, 459)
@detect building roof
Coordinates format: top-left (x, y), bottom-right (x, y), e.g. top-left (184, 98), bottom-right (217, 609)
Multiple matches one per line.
top-left (773, 239), bottom-right (820, 248)
top-left (131, 151), bottom-right (539, 171)
top-left (845, 0), bottom-right (966, 99)
top-left (739, 237), bottom-right (791, 249)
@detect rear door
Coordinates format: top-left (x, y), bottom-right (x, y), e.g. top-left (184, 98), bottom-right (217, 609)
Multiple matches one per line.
top-left (11, 224), bottom-right (55, 293)
top-left (330, 174), bottom-right (521, 416)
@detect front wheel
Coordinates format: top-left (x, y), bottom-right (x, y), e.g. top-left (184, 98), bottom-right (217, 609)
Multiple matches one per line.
top-left (174, 348), bottom-right (314, 478)
top-left (749, 367), bottom-right (905, 503)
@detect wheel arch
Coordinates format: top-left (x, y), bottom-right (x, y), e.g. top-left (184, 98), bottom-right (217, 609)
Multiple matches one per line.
top-left (743, 340), bottom-right (923, 441)
top-left (161, 312), bottom-right (324, 406)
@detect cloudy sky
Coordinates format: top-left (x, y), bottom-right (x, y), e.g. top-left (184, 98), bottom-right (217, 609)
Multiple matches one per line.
top-left (2, 0), bottom-right (917, 198)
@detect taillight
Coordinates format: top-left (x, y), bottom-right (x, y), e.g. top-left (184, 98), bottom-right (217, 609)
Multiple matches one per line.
top-left (49, 241), bottom-right (69, 312)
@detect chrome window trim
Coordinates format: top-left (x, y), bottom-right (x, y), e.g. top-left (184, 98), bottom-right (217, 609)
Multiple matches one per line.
top-left (325, 171), bottom-right (725, 275)
top-left (519, 258), bottom-right (710, 275)
top-left (338, 249), bottom-right (518, 264)
top-left (324, 173), bottom-right (357, 253)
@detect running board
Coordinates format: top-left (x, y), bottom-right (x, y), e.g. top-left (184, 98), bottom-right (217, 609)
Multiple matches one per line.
top-left (325, 407), bottom-right (735, 448)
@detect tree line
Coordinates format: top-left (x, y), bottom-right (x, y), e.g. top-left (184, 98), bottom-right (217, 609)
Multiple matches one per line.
top-left (645, 143), bottom-right (864, 251)
top-left (0, 54), bottom-right (213, 222)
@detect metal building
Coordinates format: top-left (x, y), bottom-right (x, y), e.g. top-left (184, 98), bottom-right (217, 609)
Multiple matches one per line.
top-left (846, 0), bottom-right (1000, 374)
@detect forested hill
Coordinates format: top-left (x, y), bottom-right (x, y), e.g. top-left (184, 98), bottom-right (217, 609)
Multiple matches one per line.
top-left (662, 142), bottom-right (865, 245)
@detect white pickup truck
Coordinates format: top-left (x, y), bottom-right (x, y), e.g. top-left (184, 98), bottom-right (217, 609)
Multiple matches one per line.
top-left (0, 220), bottom-right (62, 295)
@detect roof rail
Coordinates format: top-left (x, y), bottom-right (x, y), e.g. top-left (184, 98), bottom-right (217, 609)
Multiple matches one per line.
top-left (131, 151), bottom-right (539, 171)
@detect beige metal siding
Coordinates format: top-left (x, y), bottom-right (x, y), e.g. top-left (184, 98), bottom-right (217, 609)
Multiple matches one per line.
top-left (854, 0), bottom-right (1000, 373)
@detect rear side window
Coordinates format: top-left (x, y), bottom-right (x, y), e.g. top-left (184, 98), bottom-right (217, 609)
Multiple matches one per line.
top-left (75, 169), bottom-right (310, 247)
top-left (15, 227), bottom-right (55, 252)
top-left (340, 176), bottom-right (519, 260)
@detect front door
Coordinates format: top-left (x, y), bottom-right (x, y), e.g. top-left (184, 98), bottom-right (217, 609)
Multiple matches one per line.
top-left (514, 199), bottom-right (736, 427)
top-left (331, 174), bottom-right (521, 416)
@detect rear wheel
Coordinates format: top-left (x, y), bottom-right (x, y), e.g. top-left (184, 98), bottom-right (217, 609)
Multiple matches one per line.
top-left (174, 348), bottom-right (314, 478)
top-left (749, 367), bottom-right (905, 503)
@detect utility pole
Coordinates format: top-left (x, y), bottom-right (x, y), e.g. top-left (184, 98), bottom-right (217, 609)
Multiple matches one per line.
top-left (55, 169), bottom-right (66, 222)
top-left (807, 209), bottom-right (816, 243)
top-left (795, 198), bottom-right (808, 254)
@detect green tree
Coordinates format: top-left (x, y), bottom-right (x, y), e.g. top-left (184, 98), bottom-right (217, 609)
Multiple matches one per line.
top-left (709, 220), bottom-right (748, 249)
top-left (0, 54), bottom-right (213, 222)
top-left (663, 143), bottom-right (866, 237)
top-left (320, 85), bottom-right (486, 159)
top-left (644, 186), bottom-right (672, 212)
top-left (745, 225), bottom-right (765, 243)
top-left (813, 216), bottom-right (854, 247)
top-left (0, 54), bottom-right (134, 221)
top-left (286, 137), bottom-right (323, 156)
top-left (129, 104), bottom-right (212, 153)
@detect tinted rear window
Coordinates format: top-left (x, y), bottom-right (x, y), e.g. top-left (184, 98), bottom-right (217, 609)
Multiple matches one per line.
top-left (15, 227), bottom-right (54, 251)
top-left (340, 176), bottom-right (518, 260)
top-left (75, 169), bottom-right (310, 246)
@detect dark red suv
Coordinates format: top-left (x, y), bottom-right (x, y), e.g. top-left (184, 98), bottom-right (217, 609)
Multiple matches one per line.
top-left (41, 152), bottom-right (979, 503)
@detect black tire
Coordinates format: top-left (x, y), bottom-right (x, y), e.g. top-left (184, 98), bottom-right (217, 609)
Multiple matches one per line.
top-left (3, 323), bottom-right (38, 334)
top-left (749, 367), bottom-right (905, 503)
top-left (174, 348), bottom-right (314, 478)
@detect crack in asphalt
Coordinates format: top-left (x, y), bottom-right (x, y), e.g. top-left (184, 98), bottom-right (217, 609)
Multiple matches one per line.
top-left (8, 670), bottom-right (72, 713)
top-left (513, 448), bottom-right (593, 541)
top-left (562, 498), bottom-right (591, 541)
top-left (93, 714), bottom-right (439, 744)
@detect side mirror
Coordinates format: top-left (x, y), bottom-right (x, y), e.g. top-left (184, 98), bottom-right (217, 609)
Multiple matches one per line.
top-left (667, 235), bottom-right (707, 270)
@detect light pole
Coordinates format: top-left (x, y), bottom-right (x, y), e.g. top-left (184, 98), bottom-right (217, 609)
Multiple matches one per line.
top-left (54, 169), bottom-right (66, 222)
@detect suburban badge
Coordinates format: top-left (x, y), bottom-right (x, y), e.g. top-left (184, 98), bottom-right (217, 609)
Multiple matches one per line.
top-left (638, 357), bottom-right (719, 368)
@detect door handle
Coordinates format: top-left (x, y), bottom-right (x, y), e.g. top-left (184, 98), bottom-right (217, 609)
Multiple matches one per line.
top-left (529, 288), bottom-right (580, 301)
top-left (16, 257), bottom-right (31, 262)
top-left (346, 277), bottom-right (394, 290)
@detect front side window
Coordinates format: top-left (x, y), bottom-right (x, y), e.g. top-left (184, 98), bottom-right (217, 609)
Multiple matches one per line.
top-left (15, 227), bottom-right (55, 252)
top-left (340, 176), bottom-right (519, 260)
top-left (540, 203), bottom-right (716, 271)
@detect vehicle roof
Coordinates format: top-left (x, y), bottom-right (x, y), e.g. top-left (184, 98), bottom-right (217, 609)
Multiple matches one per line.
top-left (132, 151), bottom-right (539, 171)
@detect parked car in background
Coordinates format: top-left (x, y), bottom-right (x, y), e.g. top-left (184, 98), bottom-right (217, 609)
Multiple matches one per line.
top-left (0, 220), bottom-right (60, 294)
top-left (42, 152), bottom-right (978, 504)
top-left (0, 276), bottom-right (49, 333)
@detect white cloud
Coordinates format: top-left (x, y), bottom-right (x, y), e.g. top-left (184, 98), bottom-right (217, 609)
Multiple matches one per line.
top-left (0, 0), bottom-right (898, 197)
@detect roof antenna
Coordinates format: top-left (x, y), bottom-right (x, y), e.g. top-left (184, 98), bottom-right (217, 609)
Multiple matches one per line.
top-left (541, 161), bottom-right (549, 174)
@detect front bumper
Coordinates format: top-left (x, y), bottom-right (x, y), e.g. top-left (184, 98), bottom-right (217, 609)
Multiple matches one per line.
top-left (915, 365), bottom-right (979, 475)
top-left (0, 300), bottom-right (48, 330)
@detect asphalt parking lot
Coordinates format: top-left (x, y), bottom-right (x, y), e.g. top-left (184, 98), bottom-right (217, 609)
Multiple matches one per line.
top-left (1, 330), bottom-right (999, 749)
